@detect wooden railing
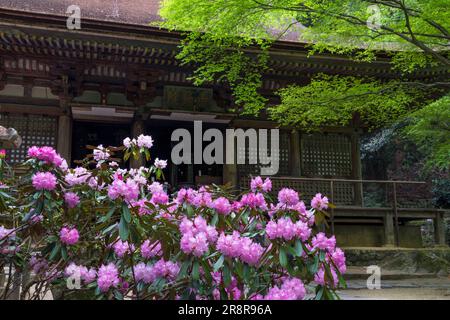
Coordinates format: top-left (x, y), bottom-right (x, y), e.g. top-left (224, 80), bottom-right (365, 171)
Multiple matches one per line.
top-left (240, 176), bottom-right (447, 246)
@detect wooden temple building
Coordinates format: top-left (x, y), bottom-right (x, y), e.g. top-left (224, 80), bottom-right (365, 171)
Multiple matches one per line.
top-left (0, 1), bottom-right (447, 247)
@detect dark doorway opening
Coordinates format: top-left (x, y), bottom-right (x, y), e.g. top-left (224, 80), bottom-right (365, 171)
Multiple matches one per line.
top-left (71, 121), bottom-right (130, 167)
top-left (146, 120), bottom-right (225, 191)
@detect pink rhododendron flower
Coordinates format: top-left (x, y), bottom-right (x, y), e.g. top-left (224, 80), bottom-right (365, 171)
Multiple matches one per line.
top-left (148, 182), bottom-right (164, 194)
top-left (65, 167), bottom-right (90, 186)
top-left (134, 259), bottom-right (179, 284)
top-left (176, 188), bottom-right (196, 205)
top-left (179, 216), bottom-right (217, 256)
top-left (154, 158), bottom-right (167, 169)
top-left (107, 178), bottom-right (139, 202)
top-left (191, 188), bottom-right (213, 208)
top-left (64, 192), bottom-right (80, 209)
top-left (27, 146), bottom-right (64, 168)
top-left (314, 267), bottom-right (338, 288)
top-left (140, 240), bottom-right (162, 259)
top-left (278, 188), bottom-right (299, 206)
top-left (65, 263), bottom-right (97, 284)
top-left (216, 231), bottom-right (264, 265)
top-left (262, 278), bottom-right (306, 300)
top-left (113, 239), bottom-right (134, 258)
top-left (60, 227), bottom-right (79, 245)
top-left (311, 232), bottom-right (336, 252)
top-left (93, 145), bottom-right (110, 161)
top-left (265, 218), bottom-right (311, 242)
top-left (212, 197), bottom-right (231, 215)
top-left (137, 134), bottom-right (153, 149)
top-left (29, 255), bottom-right (48, 274)
top-left (97, 263), bottom-right (120, 292)
top-left (250, 176), bottom-right (272, 193)
top-left (240, 193), bottom-right (267, 210)
top-left (151, 191), bottom-right (169, 205)
top-left (329, 247), bottom-right (347, 273)
top-left (32, 172), bottom-right (57, 191)
top-left (311, 193), bottom-right (329, 210)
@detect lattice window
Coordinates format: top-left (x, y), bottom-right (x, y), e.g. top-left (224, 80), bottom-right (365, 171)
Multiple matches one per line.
top-left (237, 130), bottom-right (290, 180)
top-left (0, 114), bottom-right (58, 164)
top-left (301, 133), bottom-right (352, 178)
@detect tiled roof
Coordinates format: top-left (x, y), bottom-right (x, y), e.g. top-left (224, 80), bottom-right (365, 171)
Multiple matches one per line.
top-left (0, 0), bottom-right (162, 26)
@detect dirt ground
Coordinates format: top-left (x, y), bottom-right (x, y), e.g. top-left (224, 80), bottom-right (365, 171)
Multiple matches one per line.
top-left (339, 277), bottom-right (450, 300)
top-left (340, 288), bottom-right (450, 300)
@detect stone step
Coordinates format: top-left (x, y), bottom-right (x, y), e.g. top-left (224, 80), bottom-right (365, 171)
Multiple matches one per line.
top-left (344, 266), bottom-right (439, 280)
top-left (343, 277), bottom-right (450, 290)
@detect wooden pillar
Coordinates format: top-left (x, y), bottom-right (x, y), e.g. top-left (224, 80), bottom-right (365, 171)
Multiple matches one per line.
top-left (57, 114), bottom-right (72, 163)
top-left (351, 130), bottom-right (363, 206)
top-left (435, 212), bottom-right (447, 246)
top-left (223, 164), bottom-right (238, 188)
top-left (130, 116), bottom-right (145, 168)
top-left (383, 212), bottom-right (396, 247)
top-left (290, 129), bottom-right (301, 177)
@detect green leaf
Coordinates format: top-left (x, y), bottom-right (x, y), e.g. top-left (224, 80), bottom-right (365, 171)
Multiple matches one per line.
top-left (213, 255), bottom-right (225, 272)
top-left (223, 263), bottom-right (232, 287)
top-left (119, 216), bottom-right (129, 241)
top-left (178, 260), bottom-right (191, 280)
top-left (294, 240), bottom-right (304, 257)
top-left (49, 242), bottom-right (61, 261)
top-left (100, 207), bottom-right (116, 223)
top-left (192, 261), bottom-right (200, 280)
top-left (279, 247), bottom-right (288, 268)
top-left (122, 204), bottom-right (131, 223)
top-left (61, 246), bottom-right (68, 261)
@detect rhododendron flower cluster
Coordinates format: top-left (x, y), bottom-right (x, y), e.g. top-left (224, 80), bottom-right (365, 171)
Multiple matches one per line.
top-left (180, 216), bottom-right (218, 256)
top-left (154, 158), bottom-right (167, 169)
top-left (311, 193), bottom-right (329, 211)
top-left (140, 240), bottom-right (162, 259)
top-left (0, 225), bottom-right (18, 255)
top-left (29, 255), bottom-right (48, 274)
top-left (216, 231), bottom-right (264, 265)
top-left (107, 178), bottom-right (140, 202)
top-left (60, 227), bottom-right (80, 245)
top-left (65, 167), bottom-right (90, 186)
top-left (93, 145), bottom-right (110, 162)
top-left (278, 188), bottom-right (300, 206)
top-left (255, 278), bottom-right (306, 300)
top-left (265, 218), bottom-right (311, 241)
top-left (240, 192), bottom-right (267, 210)
top-left (65, 263), bottom-right (97, 284)
top-left (0, 139), bottom-right (347, 300)
top-left (250, 176), bottom-right (272, 193)
top-left (212, 197), bottom-right (231, 215)
top-left (27, 146), bottom-right (66, 169)
top-left (112, 239), bottom-right (134, 258)
top-left (134, 259), bottom-right (179, 284)
top-left (97, 263), bottom-right (120, 292)
top-left (124, 134), bottom-right (154, 149)
top-left (32, 172), bottom-right (57, 191)
top-left (64, 192), bottom-right (80, 209)
top-left (312, 232), bottom-right (336, 252)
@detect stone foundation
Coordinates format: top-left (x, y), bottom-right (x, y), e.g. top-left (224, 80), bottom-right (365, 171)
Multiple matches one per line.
top-left (344, 247), bottom-right (450, 275)
top-left (334, 224), bottom-right (423, 248)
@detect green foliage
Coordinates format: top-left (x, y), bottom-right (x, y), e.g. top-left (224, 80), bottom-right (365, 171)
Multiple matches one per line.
top-left (176, 33), bottom-right (269, 114)
top-left (160, 0), bottom-right (450, 70)
top-left (269, 74), bottom-right (424, 129)
top-left (159, 0), bottom-right (449, 162)
top-left (403, 94), bottom-right (450, 170)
